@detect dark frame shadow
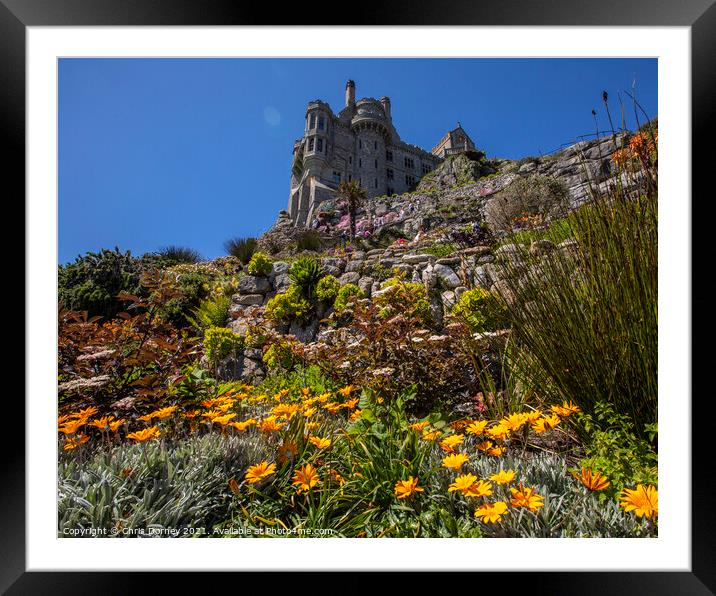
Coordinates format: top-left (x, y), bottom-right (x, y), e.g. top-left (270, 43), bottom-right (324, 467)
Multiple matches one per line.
top-left (7, 0), bottom-right (714, 592)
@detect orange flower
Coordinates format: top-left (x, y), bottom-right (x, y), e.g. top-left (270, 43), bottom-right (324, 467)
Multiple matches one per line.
top-left (337, 385), bottom-right (355, 397)
top-left (152, 405), bottom-right (178, 420)
top-left (572, 468), bottom-right (611, 491)
top-left (292, 463), bottom-right (320, 494)
top-left (308, 435), bottom-right (332, 449)
top-left (466, 420), bottom-right (489, 436)
top-left (476, 440), bottom-right (493, 452)
top-left (619, 484), bottom-right (658, 519)
top-left (439, 434), bottom-right (465, 454)
top-left (277, 440), bottom-right (299, 464)
top-left (63, 433), bottom-right (89, 451)
top-left (410, 420), bottom-right (431, 432)
top-left (510, 483), bottom-right (544, 512)
top-left (551, 401), bottom-right (581, 417)
top-left (108, 418), bottom-right (126, 432)
top-left (211, 413), bottom-right (237, 426)
top-left (228, 478), bottom-right (240, 494)
top-left (394, 476), bottom-right (424, 500)
top-left (257, 416), bottom-right (285, 433)
top-left (228, 419), bottom-right (256, 431)
top-left (422, 428), bottom-right (442, 441)
top-left (88, 416), bottom-right (114, 431)
top-left (245, 461), bottom-right (276, 485)
top-left (474, 501), bottom-right (509, 523)
top-left (58, 419), bottom-right (85, 435)
top-left (487, 445), bottom-right (505, 457)
top-left (126, 426), bottom-right (160, 442)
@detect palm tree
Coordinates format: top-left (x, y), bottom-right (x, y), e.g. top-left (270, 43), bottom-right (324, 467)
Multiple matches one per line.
top-left (337, 180), bottom-right (367, 242)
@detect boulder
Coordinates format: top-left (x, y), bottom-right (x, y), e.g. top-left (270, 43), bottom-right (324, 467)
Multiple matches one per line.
top-left (232, 293), bottom-right (264, 306)
top-left (358, 276), bottom-right (374, 297)
top-left (238, 275), bottom-right (271, 295)
top-left (433, 263), bottom-right (461, 289)
top-left (339, 271), bottom-right (360, 285)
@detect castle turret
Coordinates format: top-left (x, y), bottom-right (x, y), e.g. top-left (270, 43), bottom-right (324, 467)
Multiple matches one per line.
top-left (345, 79), bottom-right (356, 109)
top-left (380, 96), bottom-right (391, 120)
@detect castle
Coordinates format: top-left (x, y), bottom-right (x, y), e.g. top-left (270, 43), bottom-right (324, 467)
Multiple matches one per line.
top-left (287, 80), bottom-right (476, 227)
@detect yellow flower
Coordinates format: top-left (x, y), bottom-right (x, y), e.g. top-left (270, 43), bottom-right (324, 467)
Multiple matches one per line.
top-left (465, 479), bottom-right (493, 498)
top-left (184, 410), bottom-right (201, 419)
top-left (257, 416), bottom-right (285, 432)
top-left (487, 445), bottom-right (505, 457)
top-left (525, 410), bottom-right (542, 423)
top-left (466, 420), bottom-right (489, 436)
top-left (152, 405), bottom-right (177, 420)
top-left (245, 461), bottom-right (277, 484)
top-left (74, 406), bottom-right (98, 421)
top-left (272, 403), bottom-right (300, 418)
top-left (531, 414), bottom-right (561, 433)
top-left (127, 426), bottom-right (160, 442)
top-left (510, 483), bottom-right (544, 512)
top-left (486, 423), bottom-right (511, 441)
top-left (229, 419), bottom-right (256, 431)
top-left (410, 420), bottom-right (431, 432)
top-left (551, 401), bottom-right (581, 417)
top-left (572, 468), bottom-right (611, 491)
top-left (502, 413), bottom-right (529, 432)
top-left (323, 402), bottom-right (342, 414)
top-left (277, 440), bottom-right (298, 464)
top-left (300, 387), bottom-right (311, 398)
top-left (305, 421), bottom-right (320, 431)
top-left (138, 412), bottom-right (155, 422)
top-left (422, 428), bottom-right (442, 441)
top-left (308, 435), bottom-right (332, 449)
top-left (58, 419), bottom-right (85, 435)
top-left (63, 433), bottom-right (89, 451)
top-left (349, 409), bottom-right (362, 422)
top-left (292, 463), bottom-right (320, 494)
top-left (442, 453), bottom-right (469, 471)
top-left (343, 397), bottom-right (359, 410)
top-left (474, 501), bottom-right (509, 523)
top-left (317, 392), bottom-right (332, 403)
top-left (619, 484), bottom-right (658, 519)
top-left (476, 440), bottom-right (493, 452)
top-left (450, 419), bottom-right (470, 431)
top-left (490, 469), bottom-right (516, 485)
top-left (439, 434), bottom-right (465, 454)
top-left (88, 416), bottom-right (114, 431)
top-left (448, 473), bottom-right (478, 495)
top-left (394, 476), bottom-right (424, 500)
top-left (211, 413), bottom-right (237, 426)
top-left (108, 418), bottom-right (125, 432)
top-left (337, 385), bottom-right (355, 397)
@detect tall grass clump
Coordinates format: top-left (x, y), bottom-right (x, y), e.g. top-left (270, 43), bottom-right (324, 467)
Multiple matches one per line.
top-left (224, 236), bottom-right (257, 264)
top-left (494, 152), bottom-right (657, 436)
top-left (157, 245), bottom-right (203, 265)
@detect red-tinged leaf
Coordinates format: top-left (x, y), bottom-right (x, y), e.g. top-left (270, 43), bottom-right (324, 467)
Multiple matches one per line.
top-left (116, 292), bottom-right (141, 303)
top-left (117, 312), bottom-right (131, 320)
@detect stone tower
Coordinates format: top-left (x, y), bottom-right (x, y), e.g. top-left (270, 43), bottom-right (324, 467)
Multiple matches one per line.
top-left (288, 80), bottom-right (468, 227)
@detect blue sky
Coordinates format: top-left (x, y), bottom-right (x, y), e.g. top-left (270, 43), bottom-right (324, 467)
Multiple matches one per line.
top-left (58, 58), bottom-right (657, 264)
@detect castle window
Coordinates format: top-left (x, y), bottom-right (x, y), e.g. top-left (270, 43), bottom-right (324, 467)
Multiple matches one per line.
top-left (359, 158), bottom-right (362, 168)
top-left (374, 141), bottom-right (377, 150)
top-left (333, 171), bottom-right (341, 183)
top-left (359, 140), bottom-right (362, 149)
top-left (374, 159), bottom-right (378, 169)
top-left (405, 174), bottom-right (416, 187)
top-left (387, 186), bottom-right (394, 195)
top-left (308, 138), bottom-right (314, 152)
top-left (374, 178), bottom-right (378, 188)
top-left (316, 138), bottom-right (323, 153)
top-left (309, 114), bottom-right (316, 129)
top-left (318, 115), bottom-right (325, 131)
top-left (422, 164), bottom-right (431, 175)
top-left (387, 168), bottom-right (394, 180)
top-left (348, 174), bottom-right (352, 182)
top-left (404, 157), bottom-right (415, 170)
top-left (386, 150), bottom-right (393, 162)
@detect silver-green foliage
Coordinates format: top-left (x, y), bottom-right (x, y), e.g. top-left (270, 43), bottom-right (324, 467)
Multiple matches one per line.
top-left (58, 433), bottom-right (270, 536)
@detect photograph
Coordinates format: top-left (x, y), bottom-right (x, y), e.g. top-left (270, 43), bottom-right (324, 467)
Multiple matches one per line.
top-left (56, 56), bottom-right (659, 540)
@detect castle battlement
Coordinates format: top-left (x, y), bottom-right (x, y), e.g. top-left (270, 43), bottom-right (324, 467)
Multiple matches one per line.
top-left (287, 80), bottom-right (475, 227)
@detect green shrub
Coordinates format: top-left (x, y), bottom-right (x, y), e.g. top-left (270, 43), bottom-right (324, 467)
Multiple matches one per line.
top-left (316, 274), bottom-right (341, 303)
top-left (187, 294), bottom-right (231, 330)
top-left (422, 242), bottom-right (456, 259)
top-left (203, 326), bottom-right (244, 363)
top-left (451, 287), bottom-right (508, 332)
top-left (289, 256), bottom-right (324, 299)
top-left (264, 286), bottom-right (312, 324)
top-left (295, 230), bottom-right (323, 252)
top-left (485, 174), bottom-right (569, 232)
top-left (333, 283), bottom-right (365, 314)
top-left (58, 248), bottom-right (144, 319)
top-left (374, 278), bottom-right (431, 324)
top-left (157, 271), bottom-right (211, 328)
top-left (224, 237), bottom-right (258, 264)
top-left (247, 252), bottom-right (272, 276)
top-left (262, 338), bottom-right (300, 371)
top-left (575, 402), bottom-right (658, 498)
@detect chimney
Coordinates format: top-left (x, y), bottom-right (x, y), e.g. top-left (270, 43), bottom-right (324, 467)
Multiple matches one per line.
top-left (345, 79), bottom-right (356, 108)
top-left (380, 96), bottom-right (391, 119)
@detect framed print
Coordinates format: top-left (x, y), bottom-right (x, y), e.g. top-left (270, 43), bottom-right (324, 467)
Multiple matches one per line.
top-left (7, 0), bottom-right (715, 592)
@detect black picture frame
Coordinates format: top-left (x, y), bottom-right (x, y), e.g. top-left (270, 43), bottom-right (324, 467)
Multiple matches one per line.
top-left (7, 0), bottom-right (714, 592)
